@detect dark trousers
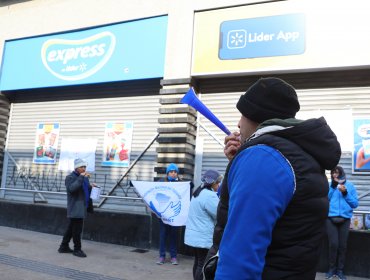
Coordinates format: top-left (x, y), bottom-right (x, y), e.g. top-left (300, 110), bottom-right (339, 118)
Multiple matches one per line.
top-left (61, 218), bottom-right (84, 250)
top-left (326, 218), bottom-right (350, 271)
top-left (159, 220), bottom-right (178, 258)
top-left (192, 247), bottom-right (209, 280)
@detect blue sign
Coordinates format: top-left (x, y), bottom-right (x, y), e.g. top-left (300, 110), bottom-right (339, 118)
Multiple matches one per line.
top-left (219, 14), bottom-right (305, 60)
top-left (0, 16), bottom-right (168, 90)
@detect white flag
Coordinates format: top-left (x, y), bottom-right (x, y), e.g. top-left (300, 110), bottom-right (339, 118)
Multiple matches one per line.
top-left (132, 180), bottom-right (191, 226)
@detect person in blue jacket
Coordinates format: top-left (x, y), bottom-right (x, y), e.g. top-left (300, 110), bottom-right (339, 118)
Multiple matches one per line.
top-left (157, 163), bottom-right (181, 265)
top-left (326, 165), bottom-right (358, 280)
top-left (205, 77), bottom-right (341, 280)
top-left (185, 169), bottom-right (222, 280)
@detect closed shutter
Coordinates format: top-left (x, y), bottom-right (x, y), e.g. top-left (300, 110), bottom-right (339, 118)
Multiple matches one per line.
top-left (2, 83), bottom-right (160, 213)
top-left (298, 86), bottom-right (370, 211)
top-left (197, 91), bottom-right (242, 185)
top-left (197, 78), bottom-right (370, 211)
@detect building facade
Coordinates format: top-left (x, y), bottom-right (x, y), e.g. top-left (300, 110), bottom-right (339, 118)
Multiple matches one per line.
top-left (1, 0), bottom-right (370, 275)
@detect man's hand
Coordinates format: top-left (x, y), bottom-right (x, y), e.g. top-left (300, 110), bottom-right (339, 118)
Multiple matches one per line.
top-left (224, 132), bottom-right (241, 161)
top-left (80, 172), bottom-right (91, 178)
top-left (356, 147), bottom-right (370, 168)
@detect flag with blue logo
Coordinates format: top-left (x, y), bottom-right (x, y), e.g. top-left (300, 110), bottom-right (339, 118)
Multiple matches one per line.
top-left (132, 181), bottom-right (191, 226)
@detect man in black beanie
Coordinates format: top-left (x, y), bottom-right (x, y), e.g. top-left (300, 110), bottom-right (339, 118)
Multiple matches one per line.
top-left (206, 77), bottom-right (341, 280)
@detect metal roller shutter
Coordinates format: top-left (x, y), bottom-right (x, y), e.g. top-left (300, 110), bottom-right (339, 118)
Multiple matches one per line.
top-left (2, 83), bottom-right (160, 214)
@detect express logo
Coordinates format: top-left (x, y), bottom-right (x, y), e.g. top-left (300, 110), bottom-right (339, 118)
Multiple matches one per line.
top-left (41, 31), bottom-right (116, 81)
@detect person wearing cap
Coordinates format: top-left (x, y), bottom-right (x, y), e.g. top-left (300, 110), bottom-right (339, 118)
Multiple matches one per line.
top-left (206, 77), bottom-right (341, 279)
top-left (157, 163), bottom-right (181, 265)
top-left (58, 158), bottom-right (94, 258)
top-left (326, 166), bottom-right (358, 280)
top-left (185, 169), bottom-right (222, 280)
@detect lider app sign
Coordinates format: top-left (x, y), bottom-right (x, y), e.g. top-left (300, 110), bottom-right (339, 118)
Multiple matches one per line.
top-left (219, 14), bottom-right (305, 60)
top-left (0, 16), bottom-right (168, 90)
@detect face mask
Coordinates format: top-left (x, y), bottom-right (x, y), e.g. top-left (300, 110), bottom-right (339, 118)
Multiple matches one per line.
top-left (167, 176), bottom-right (178, 182)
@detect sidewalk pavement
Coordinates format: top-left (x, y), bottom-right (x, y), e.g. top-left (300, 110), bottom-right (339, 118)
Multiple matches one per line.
top-left (0, 225), bottom-right (367, 280)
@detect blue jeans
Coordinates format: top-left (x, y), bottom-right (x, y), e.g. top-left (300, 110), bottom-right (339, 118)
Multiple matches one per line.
top-left (159, 220), bottom-right (178, 258)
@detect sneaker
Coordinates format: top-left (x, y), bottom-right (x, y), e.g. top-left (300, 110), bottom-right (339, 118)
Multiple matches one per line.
top-left (156, 257), bottom-right (165, 265)
top-left (336, 270), bottom-right (347, 280)
top-left (58, 246), bottom-right (73, 253)
top-left (170, 257), bottom-right (178, 265)
top-left (73, 249), bottom-right (87, 258)
top-left (325, 269), bottom-right (336, 279)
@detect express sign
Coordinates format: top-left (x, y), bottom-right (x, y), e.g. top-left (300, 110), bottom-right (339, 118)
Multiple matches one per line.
top-left (0, 16), bottom-right (168, 90)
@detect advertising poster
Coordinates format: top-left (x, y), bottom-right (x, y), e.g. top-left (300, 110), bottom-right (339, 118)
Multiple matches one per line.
top-left (350, 214), bottom-right (364, 230)
top-left (102, 122), bottom-right (133, 167)
top-left (353, 119), bottom-right (370, 173)
top-left (58, 138), bottom-right (97, 172)
top-left (33, 123), bottom-right (60, 164)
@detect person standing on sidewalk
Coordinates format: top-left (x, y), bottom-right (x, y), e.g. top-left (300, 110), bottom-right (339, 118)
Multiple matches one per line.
top-left (157, 163), bottom-right (180, 265)
top-left (185, 169), bottom-right (221, 280)
top-left (206, 77), bottom-right (341, 279)
top-left (326, 166), bottom-right (358, 280)
top-left (58, 158), bottom-right (94, 258)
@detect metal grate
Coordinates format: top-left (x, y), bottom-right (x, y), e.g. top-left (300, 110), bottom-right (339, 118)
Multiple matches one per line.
top-left (0, 253), bottom-right (125, 280)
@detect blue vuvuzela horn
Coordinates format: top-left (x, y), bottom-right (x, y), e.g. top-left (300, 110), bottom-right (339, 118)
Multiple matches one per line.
top-left (180, 87), bottom-right (231, 135)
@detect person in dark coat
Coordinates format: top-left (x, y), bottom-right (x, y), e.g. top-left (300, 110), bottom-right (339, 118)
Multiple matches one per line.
top-left (58, 158), bottom-right (94, 258)
top-left (206, 77), bottom-right (341, 280)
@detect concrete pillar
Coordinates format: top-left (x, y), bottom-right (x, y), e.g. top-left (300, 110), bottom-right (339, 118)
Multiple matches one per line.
top-left (155, 78), bottom-right (197, 181)
top-left (0, 93), bottom-right (10, 185)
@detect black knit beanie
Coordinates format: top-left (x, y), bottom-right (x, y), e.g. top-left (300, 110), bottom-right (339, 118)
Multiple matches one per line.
top-left (236, 77), bottom-right (300, 123)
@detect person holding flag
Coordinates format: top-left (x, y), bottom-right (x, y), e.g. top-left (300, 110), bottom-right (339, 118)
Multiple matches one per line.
top-left (156, 163), bottom-right (181, 265)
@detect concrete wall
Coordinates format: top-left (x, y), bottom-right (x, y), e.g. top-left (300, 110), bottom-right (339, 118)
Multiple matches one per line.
top-left (0, 200), bottom-right (193, 256)
top-left (0, 200), bottom-right (153, 249)
top-left (317, 230), bottom-right (370, 278)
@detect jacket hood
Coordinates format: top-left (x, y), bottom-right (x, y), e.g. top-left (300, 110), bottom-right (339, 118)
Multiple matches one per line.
top-left (253, 117), bottom-right (341, 170)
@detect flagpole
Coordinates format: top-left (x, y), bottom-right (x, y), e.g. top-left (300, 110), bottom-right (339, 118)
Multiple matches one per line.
top-left (97, 132), bottom-right (159, 208)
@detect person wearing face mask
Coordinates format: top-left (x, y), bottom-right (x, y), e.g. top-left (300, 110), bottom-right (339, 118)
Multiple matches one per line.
top-left (205, 77), bottom-right (341, 280)
top-left (156, 163), bottom-right (181, 265)
top-left (185, 169), bottom-right (222, 280)
top-left (326, 166), bottom-right (358, 280)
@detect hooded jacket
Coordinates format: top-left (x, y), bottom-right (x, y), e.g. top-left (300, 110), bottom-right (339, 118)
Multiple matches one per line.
top-left (328, 169), bottom-right (358, 219)
top-left (212, 117), bottom-right (341, 280)
top-left (185, 187), bottom-right (219, 249)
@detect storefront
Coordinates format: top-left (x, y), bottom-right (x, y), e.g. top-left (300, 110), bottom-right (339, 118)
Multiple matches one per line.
top-left (190, 1), bottom-right (370, 212)
top-left (0, 8), bottom-right (173, 248)
top-left (1, 1), bottom-right (370, 274)
top-left (0, 16), bottom-right (168, 213)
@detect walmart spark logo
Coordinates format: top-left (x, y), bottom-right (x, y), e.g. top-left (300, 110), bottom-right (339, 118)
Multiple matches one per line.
top-left (227, 29), bottom-right (247, 49)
